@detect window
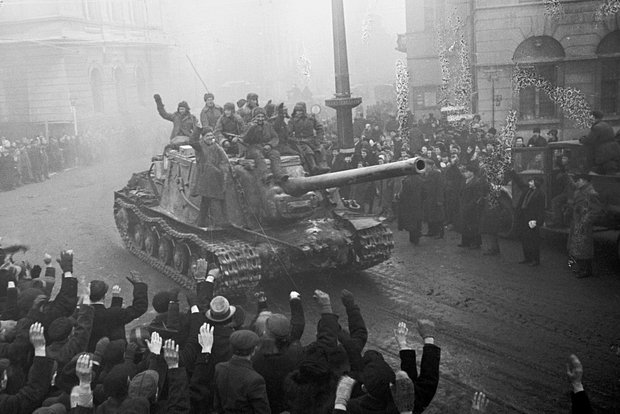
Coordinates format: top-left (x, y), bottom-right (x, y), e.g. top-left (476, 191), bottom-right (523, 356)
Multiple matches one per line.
top-left (90, 68), bottom-right (103, 113)
top-left (597, 31), bottom-right (620, 115)
top-left (519, 65), bottom-right (557, 120)
top-left (114, 67), bottom-right (126, 110)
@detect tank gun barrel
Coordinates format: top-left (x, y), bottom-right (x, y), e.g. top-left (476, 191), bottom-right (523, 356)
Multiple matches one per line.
top-left (281, 157), bottom-right (426, 197)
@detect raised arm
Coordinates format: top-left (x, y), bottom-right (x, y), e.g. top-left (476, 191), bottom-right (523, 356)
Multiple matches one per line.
top-left (118, 271), bottom-right (148, 324)
top-left (154, 94), bottom-right (175, 122)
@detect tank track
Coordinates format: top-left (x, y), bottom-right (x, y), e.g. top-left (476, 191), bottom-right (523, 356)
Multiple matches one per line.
top-left (114, 196), bottom-right (261, 298)
top-left (354, 224), bottom-right (395, 270)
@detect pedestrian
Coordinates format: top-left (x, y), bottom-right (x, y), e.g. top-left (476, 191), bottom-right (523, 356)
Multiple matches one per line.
top-left (567, 173), bottom-right (602, 278)
top-left (422, 160), bottom-right (445, 238)
top-left (457, 163), bottom-right (485, 249)
top-left (527, 128), bottom-right (547, 147)
top-left (510, 171), bottom-right (545, 266)
top-left (397, 172), bottom-right (424, 245)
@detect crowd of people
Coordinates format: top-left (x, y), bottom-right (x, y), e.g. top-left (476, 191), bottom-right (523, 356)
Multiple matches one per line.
top-left (0, 245), bottom-right (595, 413)
top-left (0, 136), bottom-right (87, 192)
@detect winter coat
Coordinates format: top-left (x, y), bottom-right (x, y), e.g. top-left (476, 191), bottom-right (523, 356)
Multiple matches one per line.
top-left (214, 356), bottom-right (271, 414)
top-left (189, 129), bottom-right (229, 200)
top-left (511, 173), bottom-right (546, 236)
top-left (156, 102), bottom-right (198, 140)
top-left (200, 104), bottom-right (224, 130)
top-left (288, 103), bottom-right (324, 148)
top-left (422, 169), bottom-right (445, 223)
top-left (527, 135), bottom-right (547, 147)
top-left (567, 183), bottom-right (602, 260)
top-left (215, 113), bottom-right (245, 144)
top-left (457, 176), bottom-right (486, 236)
top-left (46, 304), bottom-right (94, 371)
top-left (0, 356), bottom-right (55, 414)
top-left (87, 282), bottom-right (148, 351)
top-left (580, 120), bottom-right (620, 166)
top-left (242, 122), bottom-right (279, 148)
top-left (398, 175), bottom-right (424, 231)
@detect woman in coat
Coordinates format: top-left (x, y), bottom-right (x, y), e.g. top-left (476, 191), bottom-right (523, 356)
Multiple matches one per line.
top-left (397, 173), bottom-right (424, 244)
top-left (567, 174), bottom-right (602, 278)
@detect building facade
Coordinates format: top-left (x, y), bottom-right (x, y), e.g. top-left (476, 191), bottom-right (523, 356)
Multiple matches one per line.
top-left (0, 0), bottom-right (171, 138)
top-left (401, 0), bottom-right (620, 138)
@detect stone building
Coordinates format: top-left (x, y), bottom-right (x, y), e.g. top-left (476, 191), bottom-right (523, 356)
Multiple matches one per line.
top-left (0, 0), bottom-right (171, 138)
top-left (401, 0), bottom-right (620, 138)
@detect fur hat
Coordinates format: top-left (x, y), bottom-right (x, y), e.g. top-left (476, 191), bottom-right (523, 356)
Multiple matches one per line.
top-left (152, 291), bottom-right (171, 314)
top-left (128, 370), bottom-right (160, 400)
top-left (591, 110), bottom-right (604, 120)
top-left (236, 99), bottom-right (246, 109)
top-left (48, 317), bottom-right (75, 342)
top-left (177, 101), bottom-right (190, 111)
top-left (204, 92), bottom-right (214, 101)
top-left (224, 102), bottom-right (235, 112)
top-left (246, 92), bottom-right (258, 101)
top-left (252, 107), bottom-right (266, 118)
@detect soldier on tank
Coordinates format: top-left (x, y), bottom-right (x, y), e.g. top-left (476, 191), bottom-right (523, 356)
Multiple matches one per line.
top-left (287, 102), bottom-right (330, 175)
top-left (188, 127), bottom-right (229, 227)
top-left (215, 102), bottom-right (245, 157)
top-left (240, 107), bottom-right (287, 183)
top-left (154, 94), bottom-right (198, 145)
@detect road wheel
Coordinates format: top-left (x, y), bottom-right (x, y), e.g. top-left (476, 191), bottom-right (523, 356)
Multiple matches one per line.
top-left (144, 228), bottom-right (159, 257)
top-left (173, 243), bottom-right (191, 275)
top-left (497, 195), bottom-right (516, 239)
top-left (158, 237), bottom-right (174, 265)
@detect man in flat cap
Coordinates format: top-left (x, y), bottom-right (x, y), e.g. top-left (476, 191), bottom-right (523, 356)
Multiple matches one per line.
top-left (213, 329), bottom-right (270, 413)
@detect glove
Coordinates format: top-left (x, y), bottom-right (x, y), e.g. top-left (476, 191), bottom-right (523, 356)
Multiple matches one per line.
top-left (313, 290), bottom-right (332, 314)
top-left (56, 250), bottom-right (73, 273)
top-left (334, 375), bottom-right (356, 410)
top-left (341, 289), bottom-right (355, 308)
top-left (154, 94), bottom-right (162, 103)
top-left (289, 291), bottom-right (300, 301)
top-left (126, 271), bottom-right (144, 285)
top-left (93, 337), bottom-right (110, 364)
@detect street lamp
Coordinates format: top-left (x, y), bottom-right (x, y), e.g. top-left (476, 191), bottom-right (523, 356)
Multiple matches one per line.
top-left (482, 69), bottom-right (501, 128)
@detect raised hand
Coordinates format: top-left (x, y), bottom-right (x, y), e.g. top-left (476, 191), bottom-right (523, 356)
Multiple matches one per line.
top-left (126, 270), bottom-right (144, 285)
top-left (394, 321), bottom-right (409, 350)
top-left (198, 323), bottom-right (214, 354)
top-left (566, 354), bottom-right (583, 385)
top-left (341, 289), bottom-right (355, 308)
top-left (76, 353), bottom-right (93, 385)
top-left (56, 250), bottom-right (74, 273)
top-left (146, 331), bottom-right (162, 355)
top-left (163, 339), bottom-right (179, 369)
top-left (154, 94), bottom-right (162, 103)
top-left (29, 322), bottom-right (46, 356)
top-left (417, 319), bottom-right (435, 341)
top-left (471, 391), bottom-right (489, 413)
top-left (112, 285), bottom-right (121, 297)
top-left (313, 289), bottom-right (332, 313)
top-left (289, 291), bottom-right (300, 301)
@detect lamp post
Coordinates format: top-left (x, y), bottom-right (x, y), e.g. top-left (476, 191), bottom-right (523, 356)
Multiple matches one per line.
top-left (325, 0), bottom-right (361, 153)
top-left (482, 69), bottom-right (501, 128)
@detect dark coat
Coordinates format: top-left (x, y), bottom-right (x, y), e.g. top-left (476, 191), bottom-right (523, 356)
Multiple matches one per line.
top-left (214, 356), bottom-right (271, 414)
top-left (243, 123), bottom-right (279, 147)
top-left (527, 135), bottom-right (547, 147)
top-left (200, 104), bottom-right (224, 130)
top-left (568, 183), bottom-right (602, 260)
top-left (157, 102), bottom-right (198, 140)
top-left (215, 113), bottom-right (245, 143)
top-left (189, 129), bottom-right (229, 200)
top-left (422, 169), bottom-right (445, 223)
top-left (398, 175), bottom-right (424, 231)
top-left (288, 106), bottom-right (324, 148)
top-left (457, 176), bottom-right (486, 236)
top-left (581, 120), bottom-right (620, 166)
top-left (87, 282), bottom-right (148, 351)
top-left (0, 356), bottom-right (55, 414)
top-left (46, 304), bottom-right (94, 370)
top-left (512, 174), bottom-right (546, 235)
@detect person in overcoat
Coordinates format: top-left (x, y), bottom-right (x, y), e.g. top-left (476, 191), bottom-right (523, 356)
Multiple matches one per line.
top-left (397, 173), bottom-right (424, 244)
top-left (567, 174), bottom-right (602, 278)
top-left (422, 160), bottom-right (445, 238)
top-left (154, 94), bottom-right (198, 143)
top-left (189, 127), bottom-right (229, 227)
top-left (457, 164), bottom-right (485, 249)
top-left (580, 111), bottom-right (620, 174)
top-left (510, 171), bottom-right (546, 266)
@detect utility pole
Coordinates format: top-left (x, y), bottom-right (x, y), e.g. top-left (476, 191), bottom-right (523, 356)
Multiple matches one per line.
top-left (325, 0), bottom-right (361, 152)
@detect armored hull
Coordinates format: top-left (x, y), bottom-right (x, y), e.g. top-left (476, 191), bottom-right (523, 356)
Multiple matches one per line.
top-left (114, 150), bottom-right (424, 297)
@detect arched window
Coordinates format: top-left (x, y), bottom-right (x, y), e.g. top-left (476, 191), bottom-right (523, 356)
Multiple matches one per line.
top-left (90, 68), bottom-right (104, 113)
top-left (114, 66), bottom-right (127, 110)
top-left (135, 66), bottom-right (146, 105)
top-left (597, 31), bottom-right (620, 115)
top-left (514, 36), bottom-right (565, 120)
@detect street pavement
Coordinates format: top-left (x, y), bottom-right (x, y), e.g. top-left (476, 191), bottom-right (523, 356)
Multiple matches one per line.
top-left (0, 153), bottom-right (618, 413)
